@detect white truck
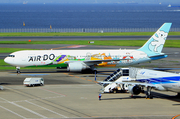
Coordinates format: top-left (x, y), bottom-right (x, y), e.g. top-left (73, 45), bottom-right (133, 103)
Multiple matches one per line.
top-left (23, 77), bottom-right (44, 87)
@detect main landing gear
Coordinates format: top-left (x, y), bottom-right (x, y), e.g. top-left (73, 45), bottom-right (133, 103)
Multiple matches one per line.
top-left (176, 93), bottom-right (180, 98)
top-left (16, 67), bottom-right (21, 74)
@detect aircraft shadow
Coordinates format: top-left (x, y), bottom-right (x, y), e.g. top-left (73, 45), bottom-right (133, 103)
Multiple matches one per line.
top-left (9, 70), bottom-right (69, 74)
top-left (101, 91), bottom-right (180, 103)
top-left (101, 96), bottom-right (146, 100)
top-left (172, 104), bottom-right (180, 106)
top-left (0, 83), bottom-right (10, 85)
top-left (152, 92), bottom-right (180, 103)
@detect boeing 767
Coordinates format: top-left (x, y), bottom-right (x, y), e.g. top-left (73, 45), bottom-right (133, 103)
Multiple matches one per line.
top-left (4, 23), bottom-right (172, 73)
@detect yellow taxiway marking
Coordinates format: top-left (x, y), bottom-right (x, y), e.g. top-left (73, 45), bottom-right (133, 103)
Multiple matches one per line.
top-left (63, 73), bottom-right (95, 83)
top-left (74, 76), bottom-right (80, 78)
top-left (63, 73), bottom-right (68, 75)
top-left (80, 78), bottom-right (86, 80)
top-left (87, 79), bottom-right (93, 82)
top-left (172, 114), bottom-right (180, 119)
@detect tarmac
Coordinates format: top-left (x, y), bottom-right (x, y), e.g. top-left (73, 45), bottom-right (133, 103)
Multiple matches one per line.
top-left (0, 71), bottom-right (180, 119)
top-left (0, 36), bottom-right (180, 119)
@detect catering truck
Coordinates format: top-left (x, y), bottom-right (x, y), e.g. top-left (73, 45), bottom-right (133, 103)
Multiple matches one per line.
top-left (23, 77), bottom-right (44, 87)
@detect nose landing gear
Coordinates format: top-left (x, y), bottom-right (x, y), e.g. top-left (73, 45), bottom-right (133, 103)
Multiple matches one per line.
top-left (16, 67), bottom-right (21, 74)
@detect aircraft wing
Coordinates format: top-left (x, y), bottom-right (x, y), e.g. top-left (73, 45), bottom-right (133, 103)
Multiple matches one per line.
top-left (64, 59), bottom-right (124, 65)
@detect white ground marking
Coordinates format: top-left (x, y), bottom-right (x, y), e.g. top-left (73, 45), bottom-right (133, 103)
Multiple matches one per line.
top-left (0, 105), bottom-right (26, 119)
top-left (25, 100), bottom-right (68, 118)
top-left (0, 97), bottom-right (47, 118)
top-left (0, 96), bottom-right (64, 104)
top-left (39, 87), bottom-right (66, 96)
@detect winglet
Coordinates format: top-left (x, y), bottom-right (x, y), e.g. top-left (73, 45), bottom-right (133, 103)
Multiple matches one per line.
top-left (138, 23), bottom-right (172, 57)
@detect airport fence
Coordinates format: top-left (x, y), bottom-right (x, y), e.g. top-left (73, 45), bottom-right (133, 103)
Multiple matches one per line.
top-left (0, 28), bottom-right (180, 33)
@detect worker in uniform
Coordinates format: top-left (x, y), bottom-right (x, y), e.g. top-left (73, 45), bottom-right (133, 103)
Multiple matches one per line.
top-left (99, 93), bottom-right (102, 100)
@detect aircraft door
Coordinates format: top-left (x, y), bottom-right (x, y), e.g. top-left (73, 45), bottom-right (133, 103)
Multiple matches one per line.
top-left (22, 55), bottom-right (26, 62)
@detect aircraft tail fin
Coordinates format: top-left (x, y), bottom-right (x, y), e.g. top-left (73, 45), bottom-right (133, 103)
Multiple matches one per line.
top-left (138, 23), bottom-right (172, 57)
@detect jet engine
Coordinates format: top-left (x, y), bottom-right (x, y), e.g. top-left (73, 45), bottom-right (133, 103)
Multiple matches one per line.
top-left (67, 62), bottom-right (89, 72)
top-left (128, 85), bottom-right (141, 95)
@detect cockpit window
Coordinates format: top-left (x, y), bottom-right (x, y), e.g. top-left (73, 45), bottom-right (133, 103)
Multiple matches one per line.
top-left (8, 55), bottom-right (15, 57)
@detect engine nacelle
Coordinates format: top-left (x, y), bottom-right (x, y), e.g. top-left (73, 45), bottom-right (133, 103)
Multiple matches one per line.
top-left (67, 62), bottom-right (88, 72)
top-left (128, 85), bottom-right (141, 95)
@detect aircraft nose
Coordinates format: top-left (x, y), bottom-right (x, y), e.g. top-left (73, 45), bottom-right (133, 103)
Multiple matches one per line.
top-left (4, 57), bottom-right (11, 64)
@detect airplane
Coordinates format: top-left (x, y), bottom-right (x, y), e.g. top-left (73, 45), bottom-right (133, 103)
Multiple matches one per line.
top-left (4, 23), bottom-right (172, 73)
top-left (99, 67), bottom-right (180, 99)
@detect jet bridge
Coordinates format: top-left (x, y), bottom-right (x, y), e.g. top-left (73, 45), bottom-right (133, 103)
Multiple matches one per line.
top-left (100, 68), bottom-right (131, 93)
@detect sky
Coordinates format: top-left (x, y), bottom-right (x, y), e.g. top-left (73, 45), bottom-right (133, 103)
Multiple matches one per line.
top-left (0, 0), bottom-right (179, 4)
